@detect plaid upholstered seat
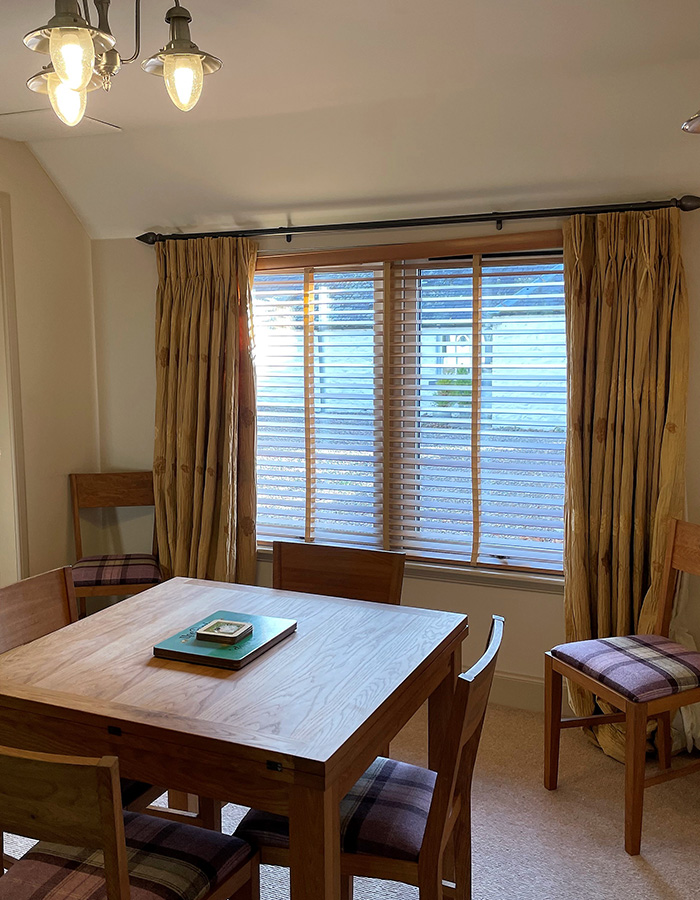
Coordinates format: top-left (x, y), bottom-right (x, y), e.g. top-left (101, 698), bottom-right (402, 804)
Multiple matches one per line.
top-left (0, 811), bottom-right (252, 900)
top-left (551, 634), bottom-right (700, 703)
top-left (72, 554), bottom-right (162, 588)
top-left (235, 756), bottom-right (437, 862)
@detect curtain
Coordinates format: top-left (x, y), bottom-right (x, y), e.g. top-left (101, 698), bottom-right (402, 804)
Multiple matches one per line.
top-left (153, 236), bottom-right (258, 584)
top-left (563, 208), bottom-right (688, 761)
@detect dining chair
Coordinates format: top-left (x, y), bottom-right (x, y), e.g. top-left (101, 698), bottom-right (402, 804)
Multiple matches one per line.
top-left (0, 744), bottom-right (258, 900)
top-left (234, 614), bottom-right (504, 900)
top-left (0, 568), bottom-right (161, 871)
top-left (0, 567), bottom-right (217, 871)
top-left (545, 517), bottom-right (700, 855)
top-left (272, 541), bottom-right (406, 604)
top-left (70, 471), bottom-right (163, 619)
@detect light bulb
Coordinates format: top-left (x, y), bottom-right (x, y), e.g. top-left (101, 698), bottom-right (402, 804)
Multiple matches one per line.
top-left (47, 73), bottom-right (87, 127)
top-left (163, 54), bottom-right (204, 111)
top-left (49, 27), bottom-right (95, 91)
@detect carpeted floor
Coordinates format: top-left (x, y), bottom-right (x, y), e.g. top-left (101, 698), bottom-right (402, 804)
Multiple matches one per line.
top-left (6, 704), bottom-right (700, 898)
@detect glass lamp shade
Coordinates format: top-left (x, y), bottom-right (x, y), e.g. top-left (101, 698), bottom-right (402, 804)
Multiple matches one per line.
top-left (49, 26), bottom-right (95, 91)
top-left (47, 73), bottom-right (87, 126)
top-left (682, 112), bottom-right (700, 134)
top-left (163, 53), bottom-right (204, 111)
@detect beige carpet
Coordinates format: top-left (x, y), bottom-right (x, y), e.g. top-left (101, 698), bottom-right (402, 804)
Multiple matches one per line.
top-left (5, 704), bottom-right (700, 898)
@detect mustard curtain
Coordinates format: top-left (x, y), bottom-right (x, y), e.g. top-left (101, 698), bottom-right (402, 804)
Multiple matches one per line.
top-left (563, 208), bottom-right (688, 760)
top-left (153, 236), bottom-right (258, 584)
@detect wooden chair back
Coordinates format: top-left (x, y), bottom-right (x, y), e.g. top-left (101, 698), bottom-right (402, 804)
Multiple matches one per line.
top-left (657, 519), bottom-right (700, 637)
top-left (0, 568), bottom-right (77, 654)
top-left (272, 541), bottom-right (405, 604)
top-left (420, 615), bottom-right (504, 878)
top-left (70, 472), bottom-right (156, 559)
top-left (0, 745), bottom-right (130, 899)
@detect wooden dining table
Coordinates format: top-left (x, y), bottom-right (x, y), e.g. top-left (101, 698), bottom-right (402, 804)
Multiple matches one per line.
top-left (0, 576), bottom-right (468, 900)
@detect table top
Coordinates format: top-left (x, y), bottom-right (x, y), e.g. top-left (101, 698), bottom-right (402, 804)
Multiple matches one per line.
top-left (0, 578), bottom-right (468, 775)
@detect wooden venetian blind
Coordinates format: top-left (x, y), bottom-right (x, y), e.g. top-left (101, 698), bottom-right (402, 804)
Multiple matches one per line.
top-left (253, 251), bottom-right (566, 573)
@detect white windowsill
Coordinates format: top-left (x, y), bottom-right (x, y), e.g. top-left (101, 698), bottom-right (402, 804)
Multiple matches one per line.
top-left (255, 545), bottom-right (564, 596)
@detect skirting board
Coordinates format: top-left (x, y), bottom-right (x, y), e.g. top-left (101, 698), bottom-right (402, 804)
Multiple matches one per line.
top-left (489, 670), bottom-right (575, 715)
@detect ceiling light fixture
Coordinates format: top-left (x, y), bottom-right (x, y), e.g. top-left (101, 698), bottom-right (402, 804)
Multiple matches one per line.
top-left (24, 0), bottom-right (221, 127)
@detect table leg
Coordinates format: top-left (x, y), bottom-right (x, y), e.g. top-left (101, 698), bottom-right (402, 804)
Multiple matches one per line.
top-left (428, 647), bottom-right (460, 769)
top-left (168, 791), bottom-right (198, 813)
top-left (289, 783), bottom-right (340, 900)
top-left (428, 646), bottom-right (461, 884)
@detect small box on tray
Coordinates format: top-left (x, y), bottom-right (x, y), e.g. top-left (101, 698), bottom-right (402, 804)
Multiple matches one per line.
top-left (195, 618), bottom-right (253, 644)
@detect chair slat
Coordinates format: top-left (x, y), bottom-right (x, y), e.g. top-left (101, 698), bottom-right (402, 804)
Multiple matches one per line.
top-left (70, 472), bottom-right (155, 508)
top-left (0, 746), bottom-right (122, 852)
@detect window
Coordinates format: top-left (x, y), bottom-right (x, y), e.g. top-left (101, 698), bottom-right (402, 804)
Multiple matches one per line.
top-left (252, 251), bottom-right (566, 573)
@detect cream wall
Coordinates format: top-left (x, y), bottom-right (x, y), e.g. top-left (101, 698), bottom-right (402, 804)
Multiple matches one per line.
top-left (0, 138), bottom-right (99, 580)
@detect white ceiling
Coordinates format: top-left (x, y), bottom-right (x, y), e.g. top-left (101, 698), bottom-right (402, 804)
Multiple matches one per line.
top-left (4, 0), bottom-right (700, 239)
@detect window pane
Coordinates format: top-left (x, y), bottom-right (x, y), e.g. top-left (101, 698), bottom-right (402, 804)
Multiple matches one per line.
top-left (478, 259), bottom-right (566, 569)
top-left (388, 263), bottom-right (476, 559)
top-left (252, 266), bottom-right (383, 548)
top-left (253, 272), bottom-right (306, 541)
top-left (310, 269), bottom-right (383, 546)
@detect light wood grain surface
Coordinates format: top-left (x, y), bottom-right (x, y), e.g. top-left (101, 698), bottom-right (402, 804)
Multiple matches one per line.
top-left (0, 577), bottom-right (468, 900)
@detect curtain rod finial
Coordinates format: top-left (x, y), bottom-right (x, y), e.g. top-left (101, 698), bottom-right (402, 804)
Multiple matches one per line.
top-left (136, 231), bottom-right (159, 244)
top-left (678, 195), bottom-right (700, 212)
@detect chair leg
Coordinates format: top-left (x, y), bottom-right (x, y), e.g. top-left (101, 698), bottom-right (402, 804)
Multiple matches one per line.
top-left (198, 797), bottom-right (223, 832)
top-left (78, 596), bottom-right (87, 619)
top-left (544, 654), bottom-right (563, 790)
top-left (417, 868), bottom-right (444, 900)
top-left (657, 711), bottom-right (672, 770)
top-left (625, 703), bottom-right (648, 856)
top-left (453, 794), bottom-right (472, 900)
top-left (229, 857), bottom-right (260, 900)
top-left (340, 875), bottom-right (354, 900)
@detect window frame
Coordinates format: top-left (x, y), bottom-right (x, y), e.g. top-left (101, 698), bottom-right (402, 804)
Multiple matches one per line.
top-left (252, 229), bottom-right (567, 581)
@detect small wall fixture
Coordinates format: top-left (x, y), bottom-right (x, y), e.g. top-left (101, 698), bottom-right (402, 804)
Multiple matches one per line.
top-left (24, 0), bottom-right (221, 126)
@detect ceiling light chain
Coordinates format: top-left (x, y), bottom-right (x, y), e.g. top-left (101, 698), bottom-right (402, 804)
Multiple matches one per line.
top-left (24, 0), bottom-right (222, 126)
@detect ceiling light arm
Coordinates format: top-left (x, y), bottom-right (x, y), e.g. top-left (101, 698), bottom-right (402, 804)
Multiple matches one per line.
top-left (82, 0), bottom-right (92, 25)
top-left (120, 0), bottom-right (142, 65)
top-left (92, 0), bottom-right (108, 32)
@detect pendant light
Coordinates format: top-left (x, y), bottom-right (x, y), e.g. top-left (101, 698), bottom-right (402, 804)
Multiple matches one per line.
top-left (48, 74), bottom-right (88, 126)
top-left (24, 1), bottom-right (115, 70)
top-left (142, 2), bottom-right (222, 112)
top-left (27, 62), bottom-right (102, 126)
top-left (23, 0), bottom-right (221, 126)
top-left (49, 26), bottom-right (96, 91)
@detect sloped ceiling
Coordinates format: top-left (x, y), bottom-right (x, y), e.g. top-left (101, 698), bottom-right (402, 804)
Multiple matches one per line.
top-left (4, 0), bottom-right (700, 239)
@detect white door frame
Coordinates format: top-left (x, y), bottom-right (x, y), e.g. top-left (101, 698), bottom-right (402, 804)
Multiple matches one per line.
top-left (0, 192), bottom-right (29, 582)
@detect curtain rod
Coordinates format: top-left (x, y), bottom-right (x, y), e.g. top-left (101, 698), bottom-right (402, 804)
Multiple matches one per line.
top-left (135, 195), bottom-right (700, 244)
